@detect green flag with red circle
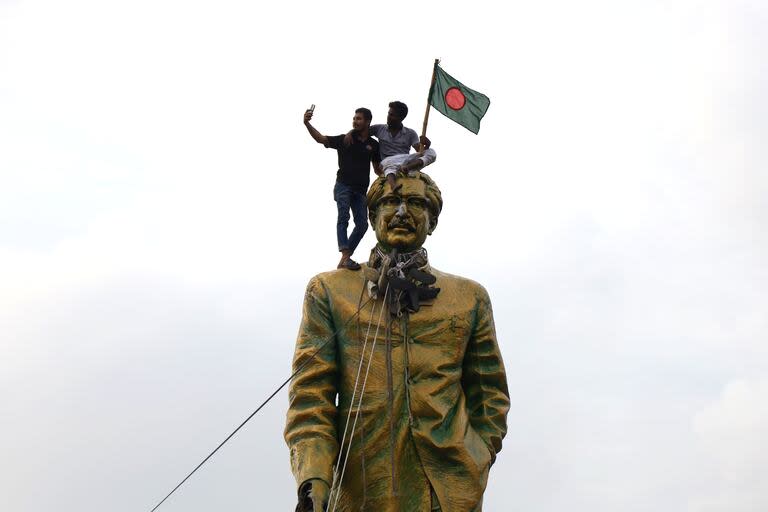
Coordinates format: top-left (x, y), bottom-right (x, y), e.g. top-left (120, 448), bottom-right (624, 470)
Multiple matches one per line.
top-left (429, 64), bottom-right (490, 134)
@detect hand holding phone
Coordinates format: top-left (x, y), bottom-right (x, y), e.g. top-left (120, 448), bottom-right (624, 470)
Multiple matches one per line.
top-left (304, 104), bottom-right (315, 124)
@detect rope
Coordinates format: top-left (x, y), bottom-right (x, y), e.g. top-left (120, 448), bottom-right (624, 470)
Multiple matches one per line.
top-left (329, 285), bottom-right (390, 512)
top-left (328, 298), bottom-right (377, 497)
top-left (148, 294), bottom-right (374, 512)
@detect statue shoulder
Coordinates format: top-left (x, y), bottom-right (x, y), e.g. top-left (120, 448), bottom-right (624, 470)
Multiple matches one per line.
top-left (304, 267), bottom-right (368, 298)
top-left (430, 267), bottom-right (491, 299)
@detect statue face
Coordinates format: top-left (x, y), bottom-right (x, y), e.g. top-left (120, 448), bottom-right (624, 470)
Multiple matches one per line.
top-left (373, 177), bottom-right (433, 252)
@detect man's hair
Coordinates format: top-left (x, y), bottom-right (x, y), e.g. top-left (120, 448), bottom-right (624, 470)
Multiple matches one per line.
top-left (367, 172), bottom-right (443, 230)
top-left (388, 101), bottom-right (408, 120)
top-left (355, 107), bottom-right (373, 122)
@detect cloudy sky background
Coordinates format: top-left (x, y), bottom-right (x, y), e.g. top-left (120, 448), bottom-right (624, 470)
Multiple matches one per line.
top-left (1, 0), bottom-right (765, 510)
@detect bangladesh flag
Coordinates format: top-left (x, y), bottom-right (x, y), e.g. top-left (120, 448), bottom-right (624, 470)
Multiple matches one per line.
top-left (429, 64), bottom-right (490, 134)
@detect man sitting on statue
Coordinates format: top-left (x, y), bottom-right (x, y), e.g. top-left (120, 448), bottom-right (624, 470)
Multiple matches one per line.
top-left (346, 100), bottom-right (437, 190)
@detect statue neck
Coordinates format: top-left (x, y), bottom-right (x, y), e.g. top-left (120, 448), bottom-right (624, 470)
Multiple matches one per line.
top-left (367, 244), bottom-right (438, 315)
top-left (370, 244), bottom-right (429, 270)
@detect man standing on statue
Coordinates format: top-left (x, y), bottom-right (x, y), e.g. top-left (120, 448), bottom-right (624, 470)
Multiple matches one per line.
top-left (285, 170), bottom-right (510, 511)
top-left (303, 106), bottom-right (381, 270)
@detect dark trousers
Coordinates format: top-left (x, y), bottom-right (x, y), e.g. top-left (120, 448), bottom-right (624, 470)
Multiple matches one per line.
top-left (333, 181), bottom-right (368, 254)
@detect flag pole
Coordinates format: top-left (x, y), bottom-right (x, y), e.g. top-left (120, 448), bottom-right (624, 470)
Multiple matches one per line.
top-left (418, 58), bottom-right (440, 152)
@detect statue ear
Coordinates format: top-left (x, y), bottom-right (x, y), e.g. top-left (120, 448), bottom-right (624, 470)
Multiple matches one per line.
top-left (428, 216), bottom-right (438, 235)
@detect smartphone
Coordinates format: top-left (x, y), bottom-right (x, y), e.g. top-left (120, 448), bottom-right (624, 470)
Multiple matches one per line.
top-left (309, 104), bottom-right (315, 113)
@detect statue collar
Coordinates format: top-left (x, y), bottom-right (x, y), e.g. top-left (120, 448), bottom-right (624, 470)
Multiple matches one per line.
top-left (365, 246), bottom-right (440, 315)
top-left (369, 245), bottom-right (430, 273)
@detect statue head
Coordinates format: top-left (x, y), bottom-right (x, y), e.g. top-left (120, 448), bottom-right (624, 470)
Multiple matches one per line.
top-left (367, 172), bottom-right (443, 253)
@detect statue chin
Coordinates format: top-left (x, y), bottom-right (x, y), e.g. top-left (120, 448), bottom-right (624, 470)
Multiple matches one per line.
top-left (377, 232), bottom-right (428, 253)
top-left (377, 240), bottom-right (423, 254)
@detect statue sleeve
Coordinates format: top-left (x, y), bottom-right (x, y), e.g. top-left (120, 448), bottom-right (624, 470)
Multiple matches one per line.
top-left (462, 286), bottom-right (511, 465)
top-left (284, 276), bottom-right (339, 490)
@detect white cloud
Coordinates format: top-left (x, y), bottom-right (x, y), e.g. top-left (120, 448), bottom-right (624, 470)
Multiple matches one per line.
top-left (690, 378), bottom-right (768, 511)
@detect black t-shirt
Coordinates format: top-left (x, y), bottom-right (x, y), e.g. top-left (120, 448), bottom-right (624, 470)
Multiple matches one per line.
top-left (325, 134), bottom-right (381, 192)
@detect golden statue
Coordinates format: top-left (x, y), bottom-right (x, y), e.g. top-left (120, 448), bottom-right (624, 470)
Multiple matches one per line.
top-left (285, 172), bottom-right (510, 512)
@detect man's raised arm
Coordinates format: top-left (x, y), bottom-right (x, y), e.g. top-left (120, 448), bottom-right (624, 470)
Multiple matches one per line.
top-left (303, 109), bottom-right (329, 145)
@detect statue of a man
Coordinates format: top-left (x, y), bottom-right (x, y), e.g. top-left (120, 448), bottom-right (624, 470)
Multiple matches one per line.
top-left (285, 172), bottom-right (510, 512)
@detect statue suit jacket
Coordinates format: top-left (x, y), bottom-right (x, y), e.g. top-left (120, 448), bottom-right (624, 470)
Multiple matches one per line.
top-left (285, 263), bottom-right (510, 512)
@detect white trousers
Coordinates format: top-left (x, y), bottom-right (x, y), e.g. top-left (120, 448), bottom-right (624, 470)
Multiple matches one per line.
top-left (381, 148), bottom-right (437, 177)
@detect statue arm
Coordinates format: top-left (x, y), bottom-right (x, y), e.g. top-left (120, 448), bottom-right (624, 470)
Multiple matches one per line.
top-left (285, 276), bottom-right (339, 495)
top-left (461, 287), bottom-right (511, 465)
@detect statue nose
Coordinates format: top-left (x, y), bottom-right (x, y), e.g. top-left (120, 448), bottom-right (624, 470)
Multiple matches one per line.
top-left (396, 203), bottom-right (407, 217)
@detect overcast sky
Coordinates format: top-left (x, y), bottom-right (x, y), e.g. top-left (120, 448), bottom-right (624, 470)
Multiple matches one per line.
top-left (1, 0), bottom-right (766, 511)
